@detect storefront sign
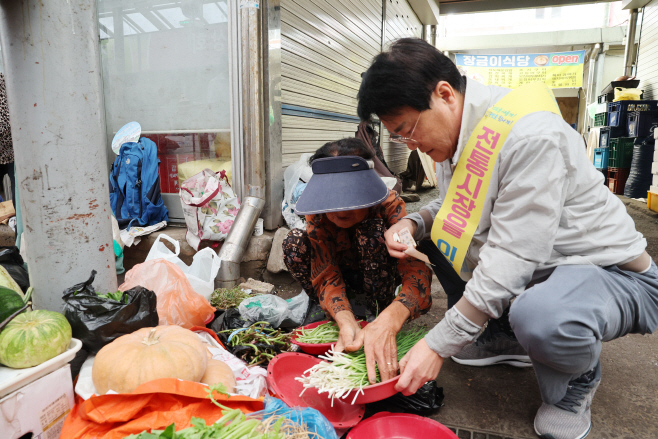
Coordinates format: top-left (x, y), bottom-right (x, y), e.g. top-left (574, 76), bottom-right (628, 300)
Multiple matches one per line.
top-left (455, 50), bottom-right (585, 89)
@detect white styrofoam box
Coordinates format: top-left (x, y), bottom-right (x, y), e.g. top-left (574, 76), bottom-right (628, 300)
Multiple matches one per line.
top-left (654, 150), bottom-right (658, 162)
top-left (0, 364), bottom-right (74, 439)
top-left (0, 338), bottom-right (81, 398)
top-left (651, 185), bottom-right (658, 194)
top-left (653, 175), bottom-right (658, 186)
top-left (653, 162), bottom-right (658, 175)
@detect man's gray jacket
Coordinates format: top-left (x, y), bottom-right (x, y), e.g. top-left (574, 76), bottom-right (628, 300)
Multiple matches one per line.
top-left (407, 80), bottom-right (647, 357)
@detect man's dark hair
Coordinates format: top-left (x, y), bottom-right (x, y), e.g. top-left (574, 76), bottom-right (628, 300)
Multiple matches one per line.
top-left (309, 137), bottom-right (374, 163)
top-left (357, 38), bottom-right (465, 121)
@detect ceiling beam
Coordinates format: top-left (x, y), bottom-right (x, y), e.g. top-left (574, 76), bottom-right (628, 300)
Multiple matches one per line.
top-left (437, 26), bottom-right (626, 50)
top-left (408, 0), bottom-right (441, 25)
top-left (621, 0), bottom-right (652, 9)
top-left (439, 0), bottom-right (616, 15)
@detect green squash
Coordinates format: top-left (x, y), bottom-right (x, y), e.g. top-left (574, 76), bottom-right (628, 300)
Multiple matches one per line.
top-left (0, 287), bottom-right (25, 323)
top-left (0, 310), bottom-right (72, 368)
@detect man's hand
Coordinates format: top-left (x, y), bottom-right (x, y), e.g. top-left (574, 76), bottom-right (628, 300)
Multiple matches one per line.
top-left (384, 219), bottom-right (418, 259)
top-left (333, 310), bottom-right (362, 353)
top-left (395, 338), bottom-right (444, 396)
top-left (345, 301), bottom-right (410, 384)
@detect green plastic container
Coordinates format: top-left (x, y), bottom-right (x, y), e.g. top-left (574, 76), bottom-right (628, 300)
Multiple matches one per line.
top-left (608, 137), bottom-right (635, 168)
top-left (594, 112), bottom-right (607, 127)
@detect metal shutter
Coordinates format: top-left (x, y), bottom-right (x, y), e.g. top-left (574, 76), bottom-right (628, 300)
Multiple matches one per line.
top-left (280, 0), bottom-right (383, 166)
top-left (638, 1), bottom-right (658, 100)
top-left (380, 0), bottom-right (423, 173)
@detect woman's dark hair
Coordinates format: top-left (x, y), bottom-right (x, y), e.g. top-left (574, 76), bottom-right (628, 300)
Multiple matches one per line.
top-left (309, 137), bottom-right (374, 163)
top-left (357, 38), bottom-right (465, 121)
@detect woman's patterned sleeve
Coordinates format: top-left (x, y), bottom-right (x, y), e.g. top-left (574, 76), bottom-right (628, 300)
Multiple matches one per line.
top-left (395, 257), bottom-right (433, 319)
top-left (385, 192), bottom-right (433, 319)
top-left (305, 214), bottom-right (352, 317)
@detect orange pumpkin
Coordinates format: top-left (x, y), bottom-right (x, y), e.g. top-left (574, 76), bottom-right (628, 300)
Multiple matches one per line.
top-left (201, 359), bottom-right (237, 393)
top-left (92, 325), bottom-right (208, 394)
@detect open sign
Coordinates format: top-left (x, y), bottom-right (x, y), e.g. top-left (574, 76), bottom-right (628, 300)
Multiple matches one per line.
top-left (551, 54), bottom-right (580, 65)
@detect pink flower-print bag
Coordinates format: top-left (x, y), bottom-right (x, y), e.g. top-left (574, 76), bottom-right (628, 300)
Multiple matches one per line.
top-left (180, 168), bottom-right (240, 250)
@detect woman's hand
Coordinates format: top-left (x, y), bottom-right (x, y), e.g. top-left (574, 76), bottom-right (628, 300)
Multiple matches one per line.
top-left (333, 310), bottom-right (362, 354)
top-left (395, 338), bottom-right (444, 396)
top-left (345, 301), bottom-right (411, 384)
top-left (384, 219), bottom-right (418, 259)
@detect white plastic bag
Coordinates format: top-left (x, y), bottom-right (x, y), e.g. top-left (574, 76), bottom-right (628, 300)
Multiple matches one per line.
top-left (145, 233), bottom-right (221, 299)
top-left (286, 291), bottom-right (310, 326)
top-left (283, 153), bottom-right (313, 206)
top-left (238, 291), bottom-right (309, 328)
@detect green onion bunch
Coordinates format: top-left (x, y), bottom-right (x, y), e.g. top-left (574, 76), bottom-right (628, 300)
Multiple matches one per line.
top-left (295, 321), bottom-right (340, 344)
top-left (296, 328), bottom-right (427, 405)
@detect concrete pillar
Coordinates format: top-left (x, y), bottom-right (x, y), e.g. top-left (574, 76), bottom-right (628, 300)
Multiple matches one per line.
top-left (0, 0), bottom-right (117, 310)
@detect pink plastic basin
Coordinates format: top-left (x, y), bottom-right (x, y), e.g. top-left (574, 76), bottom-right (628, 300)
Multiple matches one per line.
top-left (290, 320), bottom-right (368, 356)
top-left (267, 352), bottom-right (365, 429)
top-left (347, 374), bottom-right (400, 405)
top-left (269, 351), bottom-right (400, 408)
top-left (346, 412), bottom-right (458, 439)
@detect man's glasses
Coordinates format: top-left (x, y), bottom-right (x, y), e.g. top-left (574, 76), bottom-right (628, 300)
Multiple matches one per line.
top-left (389, 112), bottom-right (422, 145)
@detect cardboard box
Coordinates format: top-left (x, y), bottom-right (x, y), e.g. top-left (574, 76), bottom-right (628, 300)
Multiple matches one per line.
top-left (0, 364), bottom-right (74, 439)
top-left (0, 200), bottom-right (15, 223)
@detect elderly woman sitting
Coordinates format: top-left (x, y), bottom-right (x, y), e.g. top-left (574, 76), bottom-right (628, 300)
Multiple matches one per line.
top-left (283, 137), bottom-right (432, 384)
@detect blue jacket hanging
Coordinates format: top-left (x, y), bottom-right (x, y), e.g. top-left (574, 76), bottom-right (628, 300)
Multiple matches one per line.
top-left (109, 137), bottom-right (168, 229)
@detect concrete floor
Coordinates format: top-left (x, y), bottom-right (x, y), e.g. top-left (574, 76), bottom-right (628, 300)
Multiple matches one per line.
top-left (272, 193), bottom-right (658, 438)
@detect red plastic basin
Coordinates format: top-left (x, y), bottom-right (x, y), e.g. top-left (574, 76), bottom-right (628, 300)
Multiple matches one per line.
top-left (269, 351), bottom-right (400, 408)
top-left (290, 320), bottom-right (368, 356)
top-left (346, 412), bottom-right (458, 439)
top-left (267, 352), bottom-right (365, 429)
top-left (347, 374), bottom-right (400, 405)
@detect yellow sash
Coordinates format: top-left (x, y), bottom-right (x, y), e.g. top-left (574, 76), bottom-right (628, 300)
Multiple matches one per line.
top-left (430, 82), bottom-right (561, 274)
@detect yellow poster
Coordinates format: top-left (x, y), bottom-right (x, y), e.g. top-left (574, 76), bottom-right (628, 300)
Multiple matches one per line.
top-left (456, 51), bottom-right (584, 89)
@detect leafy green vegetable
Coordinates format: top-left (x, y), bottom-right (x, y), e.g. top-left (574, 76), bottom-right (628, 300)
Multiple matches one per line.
top-left (123, 384), bottom-right (313, 439)
top-left (97, 290), bottom-right (128, 303)
top-left (72, 288), bottom-right (128, 303)
top-left (209, 287), bottom-right (252, 309)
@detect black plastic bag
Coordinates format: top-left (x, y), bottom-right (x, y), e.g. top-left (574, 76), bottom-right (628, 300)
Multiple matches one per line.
top-left (214, 308), bottom-right (248, 331)
top-left (62, 270), bottom-right (159, 354)
top-left (367, 381), bottom-right (444, 415)
top-left (302, 301), bottom-right (327, 326)
top-left (70, 349), bottom-right (89, 380)
top-left (0, 246), bottom-right (29, 293)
